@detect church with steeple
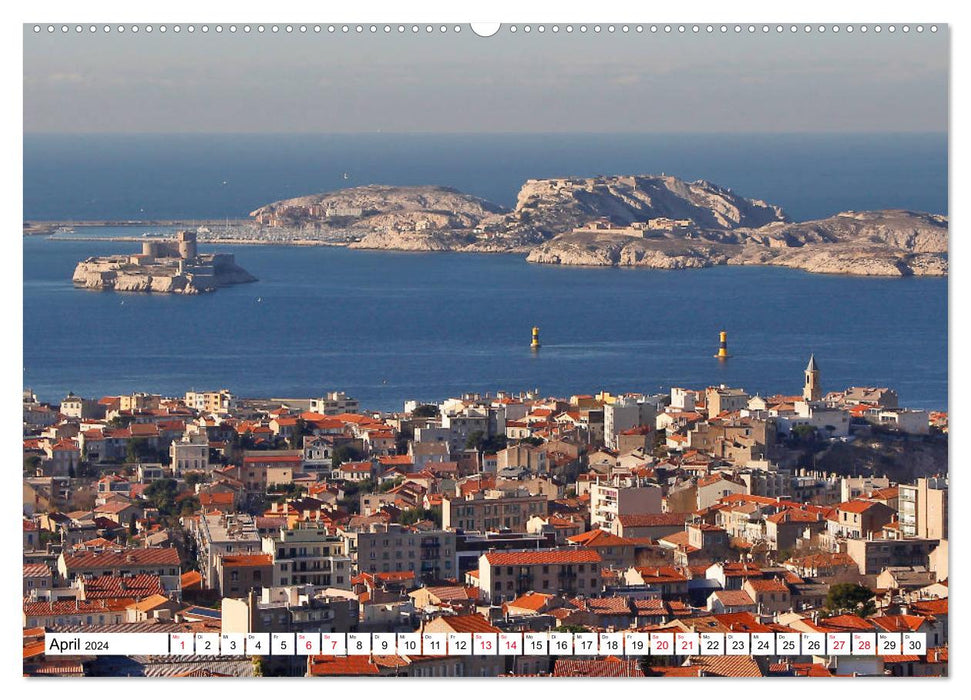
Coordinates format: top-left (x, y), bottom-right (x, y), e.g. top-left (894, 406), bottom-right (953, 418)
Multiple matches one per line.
top-left (803, 354), bottom-right (821, 402)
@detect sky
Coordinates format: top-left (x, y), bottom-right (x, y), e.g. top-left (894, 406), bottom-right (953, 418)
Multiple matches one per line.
top-left (23, 24), bottom-right (949, 134)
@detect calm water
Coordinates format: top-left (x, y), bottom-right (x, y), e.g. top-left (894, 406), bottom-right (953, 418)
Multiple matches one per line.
top-left (22, 134), bottom-right (948, 411)
top-left (24, 133), bottom-right (947, 221)
top-left (23, 233), bottom-right (947, 412)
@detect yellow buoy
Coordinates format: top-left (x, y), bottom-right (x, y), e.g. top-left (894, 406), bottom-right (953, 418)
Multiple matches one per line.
top-left (531, 326), bottom-right (541, 350)
top-left (714, 330), bottom-right (731, 359)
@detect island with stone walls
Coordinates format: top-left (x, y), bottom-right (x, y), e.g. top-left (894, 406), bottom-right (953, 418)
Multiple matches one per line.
top-left (72, 230), bottom-right (257, 294)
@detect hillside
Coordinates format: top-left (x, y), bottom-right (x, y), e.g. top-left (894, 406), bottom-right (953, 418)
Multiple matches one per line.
top-left (527, 209), bottom-right (948, 276)
top-left (247, 177), bottom-right (947, 276)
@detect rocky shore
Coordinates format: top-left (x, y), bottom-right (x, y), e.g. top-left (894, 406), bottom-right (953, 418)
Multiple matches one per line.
top-left (50, 175), bottom-right (948, 279)
top-left (526, 210), bottom-right (948, 277)
top-left (245, 176), bottom-right (948, 277)
top-left (73, 254), bottom-right (256, 295)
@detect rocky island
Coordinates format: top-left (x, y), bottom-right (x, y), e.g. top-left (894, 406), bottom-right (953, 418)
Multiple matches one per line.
top-left (72, 230), bottom-right (257, 294)
top-left (245, 175), bottom-right (947, 277)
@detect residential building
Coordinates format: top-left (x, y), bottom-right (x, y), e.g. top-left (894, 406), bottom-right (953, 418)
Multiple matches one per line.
top-left (262, 525), bottom-right (351, 588)
top-left (844, 537), bottom-right (940, 576)
top-left (343, 523), bottom-right (456, 581)
top-left (309, 392), bottom-right (359, 415)
top-left (442, 488), bottom-right (548, 532)
top-left (898, 477), bottom-right (948, 539)
top-left (215, 553), bottom-right (274, 597)
top-left (478, 549), bottom-right (604, 602)
top-left (170, 430), bottom-right (210, 474)
top-left (589, 481), bottom-right (662, 532)
top-left (191, 512), bottom-right (262, 587)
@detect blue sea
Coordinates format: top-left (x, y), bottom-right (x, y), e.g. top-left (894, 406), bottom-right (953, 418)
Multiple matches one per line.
top-left (22, 134), bottom-right (948, 412)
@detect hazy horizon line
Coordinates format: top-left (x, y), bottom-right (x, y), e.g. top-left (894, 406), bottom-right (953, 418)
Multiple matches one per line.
top-left (23, 130), bottom-right (948, 137)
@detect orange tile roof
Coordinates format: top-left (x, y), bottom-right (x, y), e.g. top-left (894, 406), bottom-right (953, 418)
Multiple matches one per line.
top-left (127, 593), bottom-right (172, 612)
top-left (766, 508), bottom-right (822, 525)
top-left (686, 655), bottom-right (764, 677)
top-left (221, 553), bottom-right (272, 567)
top-left (433, 613), bottom-right (500, 634)
top-left (308, 655), bottom-right (381, 676)
top-left (553, 658), bottom-right (645, 677)
top-left (837, 500), bottom-right (883, 514)
top-left (818, 614), bottom-right (874, 632)
top-left (484, 549), bottom-right (602, 566)
top-left (911, 598), bottom-right (948, 616)
top-left (745, 578), bottom-right (790, 594)
top-left (199, 492), bottom-right (234, 507)
top-left (566, 529), bottom-right (633, 548)
top-left (871, 614), bottom-right (929, 632)
top-left (24, 598), bottom-right (135, 617)
top-left (181, 571), bottom-right (203, 589)
top-left (507, 592), bottom-right (553, 612)
top-left (713, 590), bottom-right (756, 607)
top-left (617, 513), bottom-right (689, 528)
top-left (712, 612), bottom-right (773, 633)
top-left (82, 574), bottom-right (163, 599)
top-left (23, 563), bottom-right (50, 578)
top-left (632, 566), bottom-right (689, 584)
top-left (61, 548), bottom-right (180, 570)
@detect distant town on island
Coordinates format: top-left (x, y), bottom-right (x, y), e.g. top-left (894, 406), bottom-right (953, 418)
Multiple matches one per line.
top-left (26, 174), bottom-right (949, 295)
top-left (23, 357), bottom-right (948, 677)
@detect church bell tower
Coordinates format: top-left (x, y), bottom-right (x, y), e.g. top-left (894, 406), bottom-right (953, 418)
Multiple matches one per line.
top-left (804, 354), bottom-right (821, 402)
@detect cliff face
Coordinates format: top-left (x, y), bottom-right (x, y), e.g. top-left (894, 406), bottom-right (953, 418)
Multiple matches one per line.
top-left (527, 210), bottom-right (948, 276)
top-left (491, 175), bottom-right (789, 238)
top-left (248, 178), bottom-right (948, 277)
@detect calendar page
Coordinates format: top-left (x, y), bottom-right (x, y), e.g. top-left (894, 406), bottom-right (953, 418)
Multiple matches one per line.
top-left (20, 1), bottom-right (950, 684)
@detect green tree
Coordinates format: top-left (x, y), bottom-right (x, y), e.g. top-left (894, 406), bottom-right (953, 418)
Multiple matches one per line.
top-left (791, 424), bottom-right (817, 444)
top-left (824, 583), bottom-right (876, 617)
top-left (379, 477), bottom-right (404, 493)
top-left (332, 444), bottom-right (363, 469)
top-left (412, 404), bottom-right (439, 418)
top-left (108, 415), bottom-right (135, 429)
top-left (179, 496), bottom-right (201, 516)
top-left (481, 434), bottom-right (508, 453)
top-left (126, 437), bottom-right (158, 464)
top-left (287, 418), bottom-right (312, 449)
top-left (23, 455), bottom-right (42, 473)
top-left (184, 472), bottom-right (205, 488)
top-left (400, 507), bottom-right (441, 527)
top-left (465, 430), bottom-right (485, 450)
top-left (144, 478), bottom-right (180, 516)
top-left (128, 513), bottom-right (137, 536)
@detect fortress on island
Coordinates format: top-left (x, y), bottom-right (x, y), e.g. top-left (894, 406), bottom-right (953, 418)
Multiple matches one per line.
top-left (73, 231), bottom-right (256, 295)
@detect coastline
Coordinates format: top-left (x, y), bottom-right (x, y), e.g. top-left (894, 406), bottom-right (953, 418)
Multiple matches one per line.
top-left (41, 229), bottom-right (947, 279)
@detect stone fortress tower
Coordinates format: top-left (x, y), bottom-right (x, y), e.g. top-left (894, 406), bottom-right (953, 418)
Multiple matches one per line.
top-left (139, 230), bottom-right (199, 260)
top-left (803, 354), bottom-right (821, 402)
top-left (177, 230), bottom-right (198, 259)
